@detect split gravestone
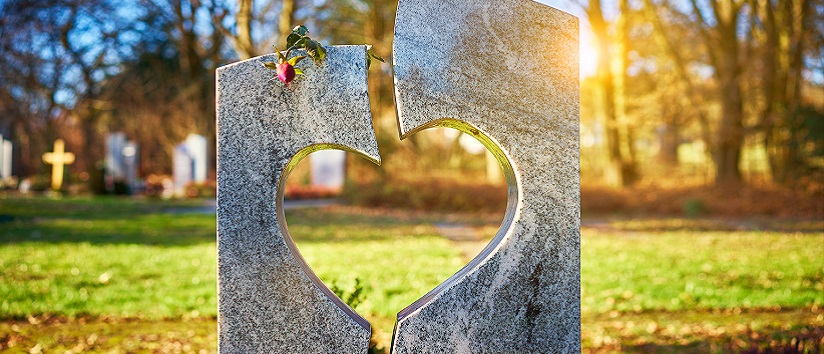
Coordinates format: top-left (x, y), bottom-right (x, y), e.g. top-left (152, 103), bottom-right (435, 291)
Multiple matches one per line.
top-left (216, 0), bottom-right (579, 352)
top-left (217, 45), bottom-right (378, 353)
top-left (391, 0), bottom-right (579, 351)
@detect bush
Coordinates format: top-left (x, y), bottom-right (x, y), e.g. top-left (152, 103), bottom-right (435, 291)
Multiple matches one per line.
top-left (343, 177), bottom-right (506, 213)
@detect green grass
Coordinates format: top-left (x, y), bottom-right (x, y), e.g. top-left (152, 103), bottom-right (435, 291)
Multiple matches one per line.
top-left (582, 230), bottom-right (824, 314)
top-left (0, 195), bottom-right (822, 352)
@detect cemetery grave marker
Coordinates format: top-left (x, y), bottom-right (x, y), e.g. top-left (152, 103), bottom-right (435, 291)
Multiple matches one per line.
top-left (309, 149), bottom-right (347, 190)
top-left (42, 139), bottom-right (75, 191)
top-left (106, 132), bottom-right (141, 192)
top-left (216, 0), bottom-right (579, 351)
top-left (174, 134), bottom-right (208, 196)
top-left (0, 135), bottom-right (12, 182)
top-left (217, 45), bottom-right (379, 353)
top-left (391, 0), bottom-right (580, 351)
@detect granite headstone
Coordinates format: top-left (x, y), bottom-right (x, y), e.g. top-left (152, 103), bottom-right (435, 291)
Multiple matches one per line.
top-left (216, 45), bottom-right (379, 353)
top-left (391, 0), bottom-right (581, 352)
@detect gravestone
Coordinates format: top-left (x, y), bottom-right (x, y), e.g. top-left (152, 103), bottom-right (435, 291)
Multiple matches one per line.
top-left (391, 0), bottom-right (580, 352)
top-left (173, 134), bottom-right (208, 196)
top-left (216, 0), bottom-right (580, 351)
top-left (106, 132), bottom-right (140, 192)
top-left (309, 149), bottom-right (346, 190)
top-left (106, 133), bottom-right (127, 181)
top-left (122, 141), bottom-right (139, 190)
top-left (216, 45), bottom-right (378, 353)
top-left (0, 135), bottom-right (12, 181)
top-left (42, 139), bottom-right (75, 191)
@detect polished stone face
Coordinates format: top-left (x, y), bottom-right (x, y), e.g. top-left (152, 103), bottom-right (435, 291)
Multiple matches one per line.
top-left (217, 1), bottom-right (580, 351)
top-left (391, 0), bottom-right (581, 352)
top-left (216, 45), bottom-right (377, 354)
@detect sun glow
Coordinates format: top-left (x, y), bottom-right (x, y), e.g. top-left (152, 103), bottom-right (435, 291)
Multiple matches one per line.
top-left (579, 26), bottom-right (599, 78)
top-left (534, 0), bottom-right (598, 79)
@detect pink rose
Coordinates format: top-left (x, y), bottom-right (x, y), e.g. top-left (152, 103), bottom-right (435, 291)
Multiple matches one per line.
top-left (277, 63), bottom-right (296, 84)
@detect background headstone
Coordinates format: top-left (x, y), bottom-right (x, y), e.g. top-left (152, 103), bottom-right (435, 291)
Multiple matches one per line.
top-left (391, 0), bottom-right (581, 352)
top-left (105, 132), bottom-right (141, 193)
top-left (122, 141), bottom-right (139, 190)
top-left (42, 139), bottom-right (75, 191)
top-left (173, 134), bottom-right (207, 196)
top-left (0, 135), bottom-right (12, 181)
top-left (106, 132), bottom-right (127, 181)
top-left (172, 144), bottom-right (193, 196)
top-left (309, 149), bottom-right (346, 190)
top-left (216, 45), bottom-right (378, 353)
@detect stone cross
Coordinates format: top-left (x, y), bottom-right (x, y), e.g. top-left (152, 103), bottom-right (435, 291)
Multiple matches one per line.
top-left (42, 139), bottom-right (75, 191)
top-left (216, 45), bottom-right (379, 353)
top-left (391, 0), bottom-right (580, 351)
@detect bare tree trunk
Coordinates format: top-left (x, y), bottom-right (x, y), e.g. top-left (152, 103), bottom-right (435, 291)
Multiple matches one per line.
top-left (230, 0), bottom-right (256, 59)
top-left (278, 0), bottom-right (295, 48)
top-left (759, 0), bottom-right (811, 184)
top-left (713, 25), bottom-right (744, 186)
top-left (587, 0), bottom-right (637, 187)
top-left (644, 0), bottom-right (714, 165)
top-left (687, 0), bottom-right (748, 186)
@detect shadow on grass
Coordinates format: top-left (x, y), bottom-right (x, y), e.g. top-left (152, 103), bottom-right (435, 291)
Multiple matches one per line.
top-left (1, 214), bottom-right (215, 246)
top-left (0, 196), bottom-right (217, 246)
top-left (0, 197), bottom-right (494, 246)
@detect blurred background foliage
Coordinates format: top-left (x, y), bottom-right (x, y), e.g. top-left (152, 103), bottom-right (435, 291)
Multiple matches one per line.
top-left (0, 0), bottom-right (822, 215)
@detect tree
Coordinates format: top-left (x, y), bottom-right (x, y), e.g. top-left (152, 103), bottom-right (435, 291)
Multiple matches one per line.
top-left (584, 0), bottom-right (639, 187)
top-left (0, 0), bottom-right (136, 175)
top-left (96, 0), bottom-right (234, 173)
top-left (754, 0), bottom-right (817, 183)
top-left (223, 0), bottom-right (303, 60)
top-left (686, 0), bottom-right (751, 185)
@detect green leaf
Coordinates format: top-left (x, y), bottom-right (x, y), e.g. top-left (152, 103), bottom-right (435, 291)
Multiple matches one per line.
top-left (293, 68), bottom-right (304, 75)
top-left (315, 43), bottom-right (327, 63)
top-left (273, 45), bottom-right (286, 62)
top-left (292, 37), bottom-right (307, 49)
top-left (292, 25), bottom-right (309, 36)
top-left (263, 62), bottom-right (278, 70)
top-left (366, 55), bottom-right (372, 69)
top-left (286, 33), bottom-right (302, 49)
top-left (287, 55), bottom-right (306, 66)
top-left (304, 39), bottom-right (319, 52)
top-left (304, 40), bottom-right (326, 65)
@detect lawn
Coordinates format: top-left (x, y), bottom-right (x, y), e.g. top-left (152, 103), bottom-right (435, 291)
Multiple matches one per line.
top-left (0, 195), bottom-right (822, 353)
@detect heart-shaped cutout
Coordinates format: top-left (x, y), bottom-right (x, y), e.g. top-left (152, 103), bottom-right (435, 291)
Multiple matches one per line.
top-left (282, 128), bottom-right (508, 349)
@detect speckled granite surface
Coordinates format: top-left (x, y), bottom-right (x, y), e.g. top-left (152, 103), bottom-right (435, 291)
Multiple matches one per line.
top-left (216, 45), bottom-right (377, 353)
top-left (391, 0), bottom-right (581, 352)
